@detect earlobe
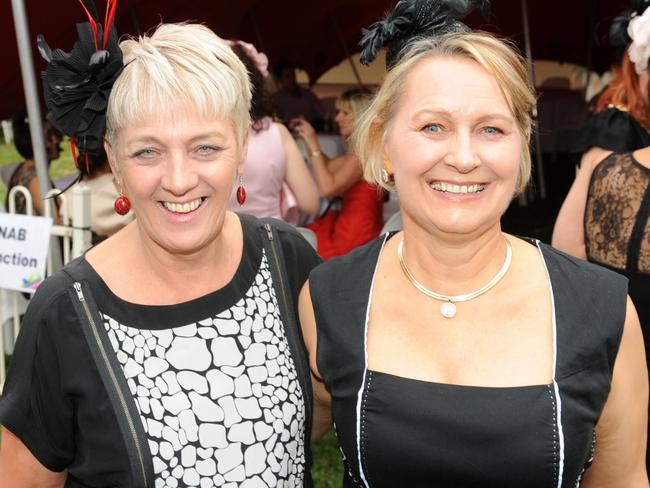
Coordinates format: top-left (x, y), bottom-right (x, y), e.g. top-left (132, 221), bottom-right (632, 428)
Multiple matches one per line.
top-left (237, 125), bottom-right (252, 175)
top-left (104, 138), bottom-right (122, 188)
top-left (381, 145), bottom-right (394, 175)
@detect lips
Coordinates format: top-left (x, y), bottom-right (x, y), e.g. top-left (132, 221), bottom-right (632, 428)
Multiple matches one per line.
top-left (429, 182), bottom-right (486, 194)
top-left (162, 197), bottom-right (204, 214)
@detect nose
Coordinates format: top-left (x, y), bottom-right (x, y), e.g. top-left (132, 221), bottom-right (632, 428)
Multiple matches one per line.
top-left (445, 129), bottom-right (480, 174)
top-left (160, 152), bottom-right (199, 196)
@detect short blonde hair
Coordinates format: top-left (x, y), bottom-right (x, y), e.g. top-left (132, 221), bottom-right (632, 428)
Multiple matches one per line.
top-left (352, 31), bottom-right (536, 195)
top-left (106, 23), bottom-right (251, 151)
top-left (338, 87), bottom-right (374, 122)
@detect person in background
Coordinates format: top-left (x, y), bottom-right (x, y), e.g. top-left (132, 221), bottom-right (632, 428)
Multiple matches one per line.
top-left (228, 41), bottom-right (319, 221)
top-left (292, 88), bottom-right (385, 259)
top-left (272, 61), bottom-right (325, 131)
top-left (300, 0), bottom-right (648, 486)
top-left (5, 107), bottom-right (62, 217)
top-left (565, 0), bottom-right (650, 175)
top-left (0, 10), bottom-right (320, 487)
top-left (553, 2), bottom-right (650, 470)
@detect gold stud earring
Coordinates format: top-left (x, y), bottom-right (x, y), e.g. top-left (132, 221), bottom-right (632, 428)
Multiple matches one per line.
top-left (381, 168), bottom-right (394, 186)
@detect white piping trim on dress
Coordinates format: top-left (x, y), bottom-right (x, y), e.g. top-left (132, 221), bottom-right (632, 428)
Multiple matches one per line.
top-left (536, 240), bottom-right (565, 488)
top-left (355, 233), bottom-right (389, 488)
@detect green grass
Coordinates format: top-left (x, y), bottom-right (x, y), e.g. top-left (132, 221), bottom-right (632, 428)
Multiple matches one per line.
top-left (0, 139), bottom-right (77, 205)
top-left (312, 430), bottom-right (344, 487)
top-left (0, 140), bottom-right (345, 486)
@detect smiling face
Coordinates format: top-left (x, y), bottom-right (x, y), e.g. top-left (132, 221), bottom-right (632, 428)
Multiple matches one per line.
top-left (335, 100), bottom-right (355, 138)
top-left (383, 56), bottom-right (523, 238)
top-left (106, 106), bottom-right (246, 255)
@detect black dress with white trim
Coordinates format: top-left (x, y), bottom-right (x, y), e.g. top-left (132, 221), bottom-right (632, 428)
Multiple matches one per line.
top-left (309, 234), bottom-right (627, 488)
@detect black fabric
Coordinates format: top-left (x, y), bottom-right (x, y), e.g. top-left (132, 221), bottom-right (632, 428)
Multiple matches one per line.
top-left (310, 234), bottom-right (627, 487)
top-left (0, 214), bottom-right (320, 487)
top-left (571, 107), bottom-right (650, 155)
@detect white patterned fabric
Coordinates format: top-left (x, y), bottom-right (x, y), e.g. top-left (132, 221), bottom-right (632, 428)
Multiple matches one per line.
top-left (102, 252), bottom-right (306, 488)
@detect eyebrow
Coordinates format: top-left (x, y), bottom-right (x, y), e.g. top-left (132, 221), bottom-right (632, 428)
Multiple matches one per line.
top-left (412, 109), bottom-right (514, 123)
top-left (126, 132), bottom-right (228, 146)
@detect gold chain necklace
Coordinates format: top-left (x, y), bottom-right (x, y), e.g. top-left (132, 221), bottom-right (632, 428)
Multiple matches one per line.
top-left (397, 239), bottom-right (513, 319)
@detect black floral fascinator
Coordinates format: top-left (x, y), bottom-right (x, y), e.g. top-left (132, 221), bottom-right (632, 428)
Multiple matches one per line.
top-left (609, 0), bottom-right (650, 48)
top-left (37, 0), bottom-right (122, 180)
top-left (359, 0), bottom-right (490, 69)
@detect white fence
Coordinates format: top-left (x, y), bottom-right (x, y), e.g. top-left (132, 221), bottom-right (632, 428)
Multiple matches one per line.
top-left (0, 184), bottom-right (92, 386)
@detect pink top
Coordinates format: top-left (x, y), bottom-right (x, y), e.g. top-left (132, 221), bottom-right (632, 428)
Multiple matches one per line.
top-left (229, 118), bottom-right (286, 219)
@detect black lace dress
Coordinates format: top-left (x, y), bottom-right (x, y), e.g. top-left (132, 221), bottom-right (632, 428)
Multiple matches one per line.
top-left (585, 152), bottom-right (650, 340)
top-left (585, 151), bottom-right (650, 466)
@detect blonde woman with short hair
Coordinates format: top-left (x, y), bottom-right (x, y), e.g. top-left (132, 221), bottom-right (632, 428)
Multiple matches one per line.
top-left (0, 8), bottom-right (320, 487)
top-left (299, 1), bottom-right (648, 486)
top-left (293, 88), bottom-right (386, 259)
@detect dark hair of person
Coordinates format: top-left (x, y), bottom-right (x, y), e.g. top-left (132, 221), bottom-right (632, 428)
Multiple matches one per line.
top-left (231, 43), bottom-right (273, 132)
top-left (272, 60), bottom-right (296, 80)
top-left (12, 108), bottom-right (35, 160)
top-left (595, 51), bottom-right (650, 129)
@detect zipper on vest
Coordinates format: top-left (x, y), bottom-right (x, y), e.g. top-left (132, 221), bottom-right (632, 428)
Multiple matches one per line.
top-left (73, 281), bottom-right (150, 487)
top-left (262, 223), bottom-right (312, 434)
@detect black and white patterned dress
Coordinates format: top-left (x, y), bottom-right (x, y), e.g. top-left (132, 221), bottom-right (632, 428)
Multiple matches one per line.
top-left (0, 215), bottom-right (320, 488)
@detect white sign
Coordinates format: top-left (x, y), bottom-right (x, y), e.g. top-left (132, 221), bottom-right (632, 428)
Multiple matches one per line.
top-left (0, 213), bottom-right (53, 294)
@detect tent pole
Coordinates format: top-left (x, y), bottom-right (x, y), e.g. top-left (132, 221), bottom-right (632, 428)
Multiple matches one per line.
top-left (11, 0), bottom-right (63, 271)
top-left (330, 14), bottom-right (363, 88)
top-left (521, 0), bottom-right (547, 201)
top-left (11, 0), bottom-right (50, 204)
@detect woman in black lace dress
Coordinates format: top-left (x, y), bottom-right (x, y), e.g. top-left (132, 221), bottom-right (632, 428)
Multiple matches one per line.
top-left (553, 2), bottom-right (650, 470)
top-left (554, 1), bottom-right (650, 345)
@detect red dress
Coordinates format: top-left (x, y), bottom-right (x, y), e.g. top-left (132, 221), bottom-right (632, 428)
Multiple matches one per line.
top-left (308, 180), bottom-right (385, 260)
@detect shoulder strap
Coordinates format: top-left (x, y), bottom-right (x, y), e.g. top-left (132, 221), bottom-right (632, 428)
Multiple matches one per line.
top-left (59, 266), bottom-right (154, 488)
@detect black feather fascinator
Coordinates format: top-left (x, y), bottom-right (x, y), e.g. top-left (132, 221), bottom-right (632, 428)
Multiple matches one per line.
top-left (38, 0), bottom-right (122, 181)
top-left (609, 0), bottom-right (650, 48)
top-left (359, 0), bottom-right (490, 69)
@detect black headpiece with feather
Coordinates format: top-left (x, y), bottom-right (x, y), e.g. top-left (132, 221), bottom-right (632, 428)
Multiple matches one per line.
top-left (609, 0), bottom-right (650, 48)
top-left (38, 0), bottom-right (122, 184)
top-left (359, 0), bottom-right (490, 69)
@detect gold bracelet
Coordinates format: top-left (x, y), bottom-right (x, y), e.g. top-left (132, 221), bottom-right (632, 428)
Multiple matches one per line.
top-left (310, 150), bottom-right (323, 158)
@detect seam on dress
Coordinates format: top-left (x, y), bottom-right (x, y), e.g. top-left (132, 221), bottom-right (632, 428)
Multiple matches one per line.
top-left (547, 384), bottom-right (559, 487)
top-left (355, 233), bottom-right (389, 488)
top-left (360, 371), bottom-right (373, 488)
top-left (573, 429), bottom-right (596, 487)
top-left (536, 240), bottom-right (565, 488)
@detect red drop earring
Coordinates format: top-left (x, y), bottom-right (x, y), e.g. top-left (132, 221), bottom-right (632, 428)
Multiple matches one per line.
top-left (236, 175), bottom-right (246, 206)
top-left (114, 194), bottom-right (131, 215)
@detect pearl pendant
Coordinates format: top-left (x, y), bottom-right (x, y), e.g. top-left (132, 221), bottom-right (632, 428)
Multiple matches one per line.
top-left (440, 301), bottom-right (457, 319)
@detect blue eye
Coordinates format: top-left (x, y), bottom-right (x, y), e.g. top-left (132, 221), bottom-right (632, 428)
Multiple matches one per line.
top-left (423, 123), bottom-right (443, 134)
top-left (483, 126), bottom-right (503, 135)
top-left (134, 148), bottom-right (157, 159)
top-left (196, 145), bottom-right (222, 156)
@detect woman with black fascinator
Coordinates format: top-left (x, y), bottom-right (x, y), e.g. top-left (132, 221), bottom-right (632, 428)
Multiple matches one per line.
top-left (0, 1), bottom-right (321, 487)
top-left (299, 0), bottom-right (648, 486)
top-left (553, 0), bottom-right (650, 471)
